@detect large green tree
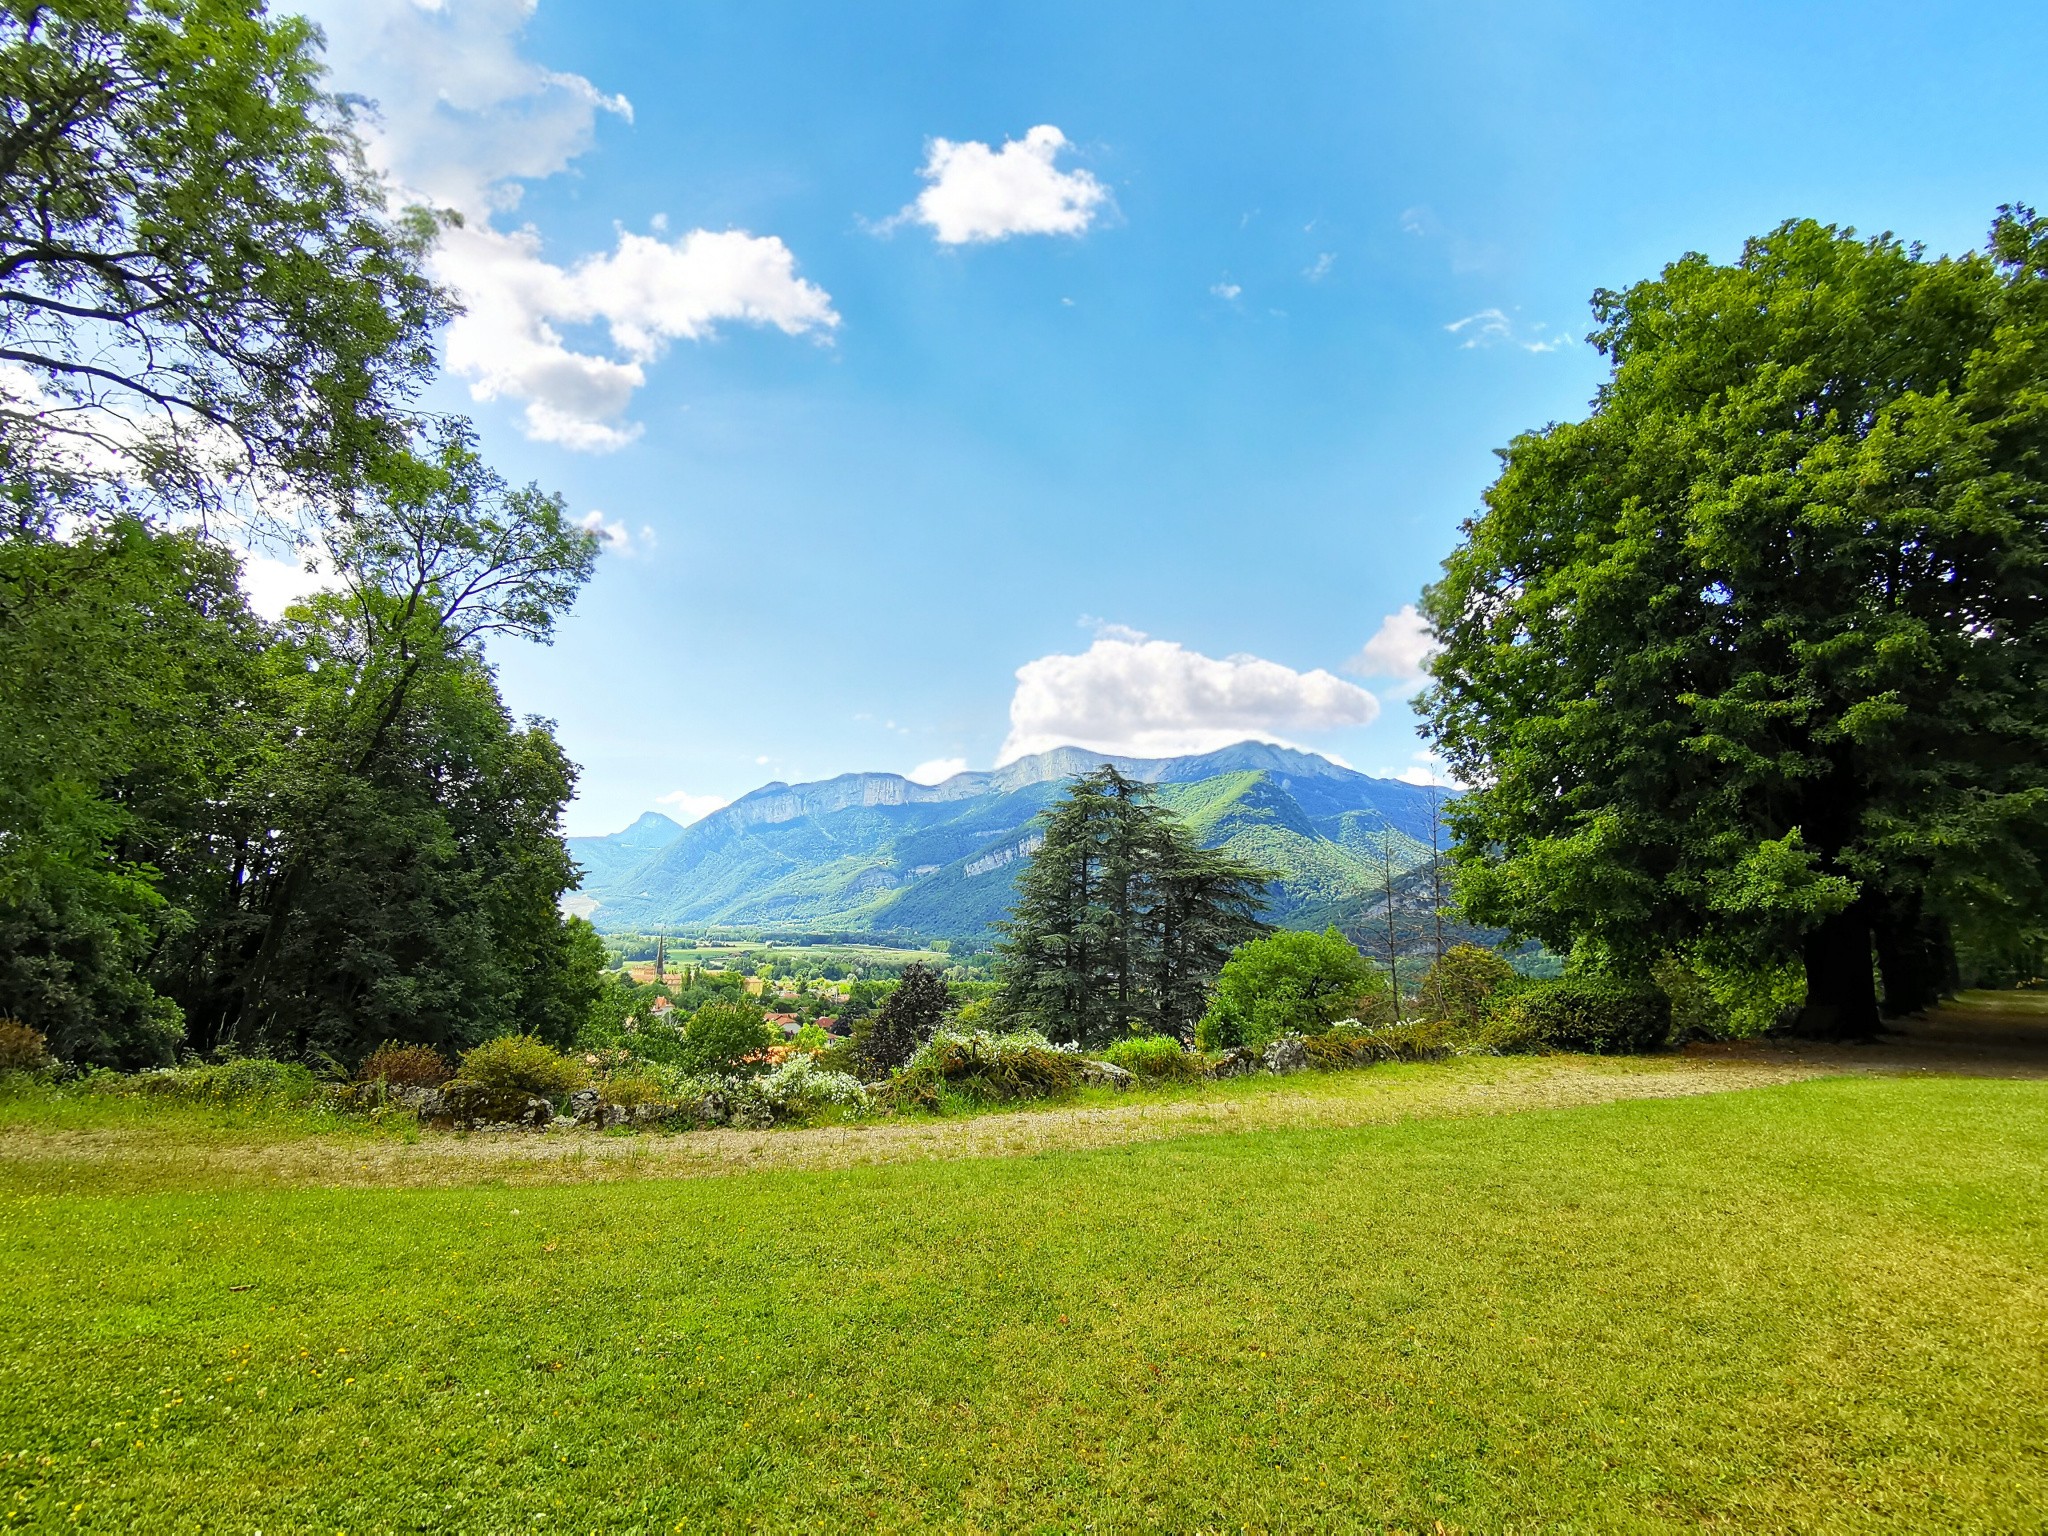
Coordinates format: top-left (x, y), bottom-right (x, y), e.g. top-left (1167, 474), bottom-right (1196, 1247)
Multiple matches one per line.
top-left (0, 0), bottom-right (445, 516)
top-left (1422, 210), bottom-right (2048, 1038)
top-left (995, 766), bottom-right (1270, 1046)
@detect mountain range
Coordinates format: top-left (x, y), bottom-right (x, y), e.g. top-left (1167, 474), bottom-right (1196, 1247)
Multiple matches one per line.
top-left (565, 742), bottom-right (1450, 944)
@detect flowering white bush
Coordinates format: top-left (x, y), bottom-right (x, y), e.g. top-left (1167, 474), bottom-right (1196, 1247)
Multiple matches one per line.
top-left (759, 1055), bottom-right (870, 1113)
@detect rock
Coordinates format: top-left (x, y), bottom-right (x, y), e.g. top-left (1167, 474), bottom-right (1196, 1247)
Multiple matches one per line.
top-left (387, 1084), bottom-right (446, 1117)
top-left (1209, 1047), bottom-right (1258, 1078)
top-left (438, 1079), bottom-right (553, 1130)
top-left (1079, 1060), bottom-right (1134, 1090)
top-left (1260, 1034), bottom-right (1309, 1075)
top-left (568, 1088), bottom-right (601, 1114)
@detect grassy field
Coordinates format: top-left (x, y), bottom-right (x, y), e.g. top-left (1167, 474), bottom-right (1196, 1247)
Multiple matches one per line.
top-left (2, 1069), bottom-right (2044, 1532)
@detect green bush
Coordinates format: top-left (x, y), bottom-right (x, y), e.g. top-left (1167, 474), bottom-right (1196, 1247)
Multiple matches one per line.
top-left (681, 1003), bottom-right (774, 1076)
top-left (1495, 978), bottom-right (1671, 1054)
top-left (601, 1067), bottom-right (669, 1109)
top-left (0, 1019), bottom-right (53, 1076)
top-left (134, 1057), bottom-right (321, 1106)
top-left (1101, 1033), bottom-right (1202, 1080)
top-left (354, 1042), bottom-right (454, 1088)
top-left (892, 1029), bottom-right (1081, 1109)
top-left (1304, 1018), bottom-right (1457, 1067)
top-left (1416, 944), bottom-right (1520, 1029)
top-left (456, 1035), bottom-right (587, 1100)
top-left (1197, 928), bottom-right (1385, 1052)
top-left (1652, 953), bottom-right (1804, 1041)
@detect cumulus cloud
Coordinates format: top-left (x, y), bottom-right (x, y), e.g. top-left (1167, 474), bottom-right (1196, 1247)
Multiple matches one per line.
top-left (998, 633), bottom-right (1379, 765)
top-left (1347, 604), bottom-right (1439, 683)
top-left (1445, 308), bottom-right (1573, 353)
top-left (893, 125), bottom-right (1109, 244)
top-left (306, 0), bottom-right (836, 451)
top-left (655, 789), bottom-right (730, 824)
top-left (906, 757), bottom-right (969, 786)
top-left (437, 222), bottom-right (837, 450)
top-left (1210, 280), bottom-right (1242, 301)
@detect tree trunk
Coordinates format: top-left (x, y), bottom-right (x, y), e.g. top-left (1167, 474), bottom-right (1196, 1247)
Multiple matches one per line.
top-left (1796, 905), bottom-right (1881, 1040)
top-left (1873, 894), bottom-right (1955, 1017)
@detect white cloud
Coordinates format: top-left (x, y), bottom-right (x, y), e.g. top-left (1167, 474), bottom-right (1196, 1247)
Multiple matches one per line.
top-left (906, 757), bottom-right (969, 786)
top-left (306, 0), bottom-right (836, 451)
top-left (238, 551), bottom-right (331, 621)
top-left (577, 509), bottom-right (632, 551)
top-left (1347, 604), bottom-right (1439, 683)
top-left (894, 125), bottom-right (1109, 244)
top-left (1445, 308), bottom-right (1573, 354)
top-left (655, 789), bottom-right (729, 824)
top-left (998, 633), bottom-right (1379, 764)
top-left (1305, 252), bottom-right (1336, 281)
top-left (1210, 280), bottom-right (1242, 301)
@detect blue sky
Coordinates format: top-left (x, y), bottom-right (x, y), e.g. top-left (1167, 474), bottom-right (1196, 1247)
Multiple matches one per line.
top-left (288, 0), bottom-right (2048, 833)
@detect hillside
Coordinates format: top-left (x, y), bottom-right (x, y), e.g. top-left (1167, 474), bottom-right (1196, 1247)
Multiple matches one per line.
top-left (568, 742), bottom-right (1450, 943)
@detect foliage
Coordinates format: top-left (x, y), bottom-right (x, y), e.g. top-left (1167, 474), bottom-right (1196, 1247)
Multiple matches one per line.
top-left (1304, 1019), bottom-right (1457, 1068)
top-left (681, 1003), bottom-right (773, 1077)
top-left (131, 1056), bottom-right (320, 1107)
top-left (1492, 978), bottom-right (1672, 1055)
top-left (757, 1055), bottom-right (871, 1116)
top-left (353, 1042), bottom-right (453, 1089)
top-left (1417, 944), bottom-right (1521, 1030)
top-left (0, 0), bottom-right (446, 517)
top-left (0, 1018), bottom-right (51, 1075)
top-left (1100, 1032), bottom-right (1203, 1080)
top-left (454, 1035), bottom-right (587, 1101)
top-left (850, 961), bottom-right (950, 1075)
top-left (597, 1067), bottom-right (668, 1110)
top-left (892, 1028), bottom-right (1082, 1109)
top-left (996, 766), bottom-right (1271, 1047)
top-left (1197, 927), bottom-right (1385, 1052)
top-left (1423, 210), bottom-right (2048, 1038)
top-left (1652, 952), bottom-right (1804, 1042)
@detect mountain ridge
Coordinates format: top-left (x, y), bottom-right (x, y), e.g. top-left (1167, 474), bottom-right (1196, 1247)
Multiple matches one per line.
top-left (567, 742), bottom-right (1448, 942)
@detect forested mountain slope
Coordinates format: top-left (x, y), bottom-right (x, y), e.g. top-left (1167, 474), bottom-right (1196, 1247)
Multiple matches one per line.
top-left (569, 742), bottom-right (1448, 942)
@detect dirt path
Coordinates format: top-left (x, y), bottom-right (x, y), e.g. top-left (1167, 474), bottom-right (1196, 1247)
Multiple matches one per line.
top-left (1, 1054), bottom-right (1825, 1194)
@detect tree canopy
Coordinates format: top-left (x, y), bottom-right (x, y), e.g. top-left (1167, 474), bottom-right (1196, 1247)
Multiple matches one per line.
top-left (0, 0), bottom-right (446, 517)
top-left (995, 766), bottom-right (1271, 1046)
top-left (1422, 210), bottom-right (2048, 1037)
top-left (0, 0), bottom-right (604, 1068)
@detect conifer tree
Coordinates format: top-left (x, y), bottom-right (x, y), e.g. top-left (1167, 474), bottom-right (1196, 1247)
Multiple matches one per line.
top-left (995, 767), bottom-right (1270, 1046)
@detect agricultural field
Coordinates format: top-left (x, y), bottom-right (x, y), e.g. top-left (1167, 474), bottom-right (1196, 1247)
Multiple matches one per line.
top-left (3, 1035), bottom-right (2044, 1532)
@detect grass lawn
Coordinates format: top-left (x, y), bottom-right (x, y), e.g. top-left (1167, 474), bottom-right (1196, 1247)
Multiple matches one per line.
top-left (2, 1071), bottom-right (2044, 1532)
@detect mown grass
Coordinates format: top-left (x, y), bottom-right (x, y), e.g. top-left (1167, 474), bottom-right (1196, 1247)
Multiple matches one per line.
top-left (2, 1073), bottom-right (2044, 1532)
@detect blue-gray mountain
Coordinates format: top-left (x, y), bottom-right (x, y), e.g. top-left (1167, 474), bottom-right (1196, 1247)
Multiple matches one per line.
top-left (566, 742), bottom-right (1450, 943)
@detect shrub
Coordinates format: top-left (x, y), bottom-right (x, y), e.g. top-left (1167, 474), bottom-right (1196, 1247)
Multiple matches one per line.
top-left (135, 1057), bottom-right (321, 1106)
top-left (1198, 928), bottom-right (1385, 1052)
top-left (1101, 1033), bottom-right (1202, 1080)
top-left (681, 1003), bottom-right (774, 1076)
top-left (1304, 1018), bottom-right (1456, 1068)
top-left (851, 962), bottom-right (951, 1075)
top-left (1416, 944), bottom-right (1520, 1030)
top-left (601, 1068), bottom-right (669, 1109)
top-left (0, 1019), bottom-right (53, 1075)
top-left (1495, 978), bottom-right (1671, 1054)
top-left (456, 1035), bottom-right (588, 1100)
top-left (811, 1037), bottom-right (858, 1078)
top-left (758, 1055), bottom-right (870, 1116)
top-left (1652, 953), bottom-right (1804, 1041)
top-left (354, 1042), bottom-right (454, 1088)
top-left (892, 1028), bottom-right (1081, 1109)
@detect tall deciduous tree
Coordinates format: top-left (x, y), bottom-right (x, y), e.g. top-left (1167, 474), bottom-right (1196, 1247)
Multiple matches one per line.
top-left (995, 766), bottom-right (1270, 1046)
top-left (1422, 210), bottom-right (2048, 1038)
top-left (0, 0), bottom-right (446, 517)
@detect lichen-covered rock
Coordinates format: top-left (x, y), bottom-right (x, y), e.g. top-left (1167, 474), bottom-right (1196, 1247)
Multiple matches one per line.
top-left (389, 1084), bottom-right (447, 1118)
top-left (568, 1088), bottom-right (601, 1115)
top-left (1260, 1034), bottom-right (1309, 1075)
top-left (1210, 1047), bottom-right (1259, 1078)
top-left (1079, 1060), bottom-right (1135, 1090)
top-left (438, 1079), bottom-right (552, 1130)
